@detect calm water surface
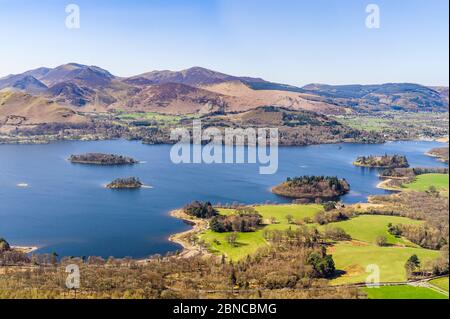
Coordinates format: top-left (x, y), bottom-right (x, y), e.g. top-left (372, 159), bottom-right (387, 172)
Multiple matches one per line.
top-left (0, 140), bottom-right (446, 258)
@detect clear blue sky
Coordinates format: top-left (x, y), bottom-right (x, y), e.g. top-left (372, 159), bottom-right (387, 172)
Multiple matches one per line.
top-left (1, 0), bottom-right (448, 86)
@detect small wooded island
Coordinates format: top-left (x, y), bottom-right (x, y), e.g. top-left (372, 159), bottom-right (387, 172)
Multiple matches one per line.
top-left (69, 153), bottom-right (138, 165)
top-left (272, 176), bottom-right (350, 202)
top-left (106, 177), bottom-right (143, 189)
top-left (353, 154), bottom-right (409, 168)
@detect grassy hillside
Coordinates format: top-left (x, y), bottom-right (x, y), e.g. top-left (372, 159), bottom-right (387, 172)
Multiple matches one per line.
top-left (325, 213), bottom-right (440, 285)
top-left (331, 243), bottom-right (440, 285)
top-left (324, 215), bottom-right (422, 246)
top-left (402, 174), bottom-right (449, 192)
top-left (219, 204), bottom-right (322, 223)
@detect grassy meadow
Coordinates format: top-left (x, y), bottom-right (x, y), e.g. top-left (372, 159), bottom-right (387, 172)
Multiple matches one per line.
top-left (199, 204), bottom-right (322, 261)
top-left (324, 215), bottom-right (423, 247)
top-left (330, 243), bottom-right (440, 285)
top-left (200, 204), bottom-right (439, 286)
top-left (364, 286), bottom-right (448, 299)
top-left (402, 173), bottom-right (449, 192)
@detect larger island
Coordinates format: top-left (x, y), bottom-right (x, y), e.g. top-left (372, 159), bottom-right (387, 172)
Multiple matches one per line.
top-left (272, 176), bottom-right (350, 202)
top-left (69, 153), bottom-right (138, 165)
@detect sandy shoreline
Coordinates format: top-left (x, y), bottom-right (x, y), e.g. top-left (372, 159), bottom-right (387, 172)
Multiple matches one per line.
top-left (167, 210), bottom-right (212, 259)
top-left (11, 246), bottom-right (39, 254)
top-left (425, 151), bottom-right (449, 164)
top-left (376, 178), bottom-right (403, 192)
top-left (435, 137), bottom-right (449, 143)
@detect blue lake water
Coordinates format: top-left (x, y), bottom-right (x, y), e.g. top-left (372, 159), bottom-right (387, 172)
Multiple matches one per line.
top-left (0, 140), bottom-right (447, 258)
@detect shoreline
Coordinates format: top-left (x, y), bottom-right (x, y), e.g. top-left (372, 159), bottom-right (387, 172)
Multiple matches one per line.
top-left (11, 246), bottom-right (39, 254)
top-left (167, 210), bottom-right (212, 259)
top-left (1, 135), bottom-right (447, 147)
top-left (376, 178), bottom-right (402, 191)
top-left (425, 151), bottom-right (449, 164)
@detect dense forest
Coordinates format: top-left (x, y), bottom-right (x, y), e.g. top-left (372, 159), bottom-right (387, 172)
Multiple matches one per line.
top-left (184, 201), bottom-right (218, 219)
top-left (210, 208), bottom-right (263, 233)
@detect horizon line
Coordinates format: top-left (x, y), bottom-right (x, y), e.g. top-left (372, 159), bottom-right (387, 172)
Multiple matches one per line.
top-left (1, 62), bottom-right (448, 88)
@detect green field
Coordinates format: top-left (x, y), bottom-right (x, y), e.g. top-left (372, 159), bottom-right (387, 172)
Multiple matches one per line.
top-left (402, 174), bottom-right (449, 192)
top-left (199, 204), bottom-right (442, 286)
top-left (430, 277), bottom-right (449, 292)
top-left (201, 229), bottom-right (267, 261)
top-left (328, 215), bottom-right (440, 285)
top-left (325, 215), bottom-right (423, 246)
top-left (200, 204), bottom-right (323, 261)
top-left (334, 112), bottom-right (449, 137)
top-left (116, 111), bottom-right (199, 125)
top-left (336, 117), bottom-right (391, 132)
top-left (218, 204), bottom-right (322, 223)
top-left (331, 242), bottom-right (440, 285)
top-left (364, 286), bottom-right (448, 299)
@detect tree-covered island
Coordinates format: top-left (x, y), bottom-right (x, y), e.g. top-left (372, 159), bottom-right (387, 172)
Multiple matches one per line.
top-left (106, 177), bottom-right (143, 189)
top-left (353, 154), bottom-right (409, 168)
top-left (69, 153), bottom-right (138, 165)
top-left (272, 176), bottom-right (350, 202)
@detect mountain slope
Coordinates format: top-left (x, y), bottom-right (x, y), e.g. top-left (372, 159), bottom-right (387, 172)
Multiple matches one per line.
top-left (201, 81), bottom-right (345, 114)
top-left (0, 91), bottom-right (87, 132)
top-left (1, 64), bottom-right (448, 114)
top-left (130, 66), bottom-right (266, 86)
top-left (10, 76), bottom-right (48, 94)
top-left (301, 83), bottom-right (448, 112)
top-left (38, 63), bottom-right (115, 87)
top-left (114, 82), bottom-right (227, 115)
top-left (0, 74), bottom-right (47, 92)
top-left (47, 82), bottom-right (98, 107)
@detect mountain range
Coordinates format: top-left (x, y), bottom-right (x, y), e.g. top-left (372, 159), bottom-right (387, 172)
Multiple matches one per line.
top-left (0, 63), bottom-right (448, 127)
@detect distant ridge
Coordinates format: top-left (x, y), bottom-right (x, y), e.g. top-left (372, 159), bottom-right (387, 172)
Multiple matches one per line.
top-left (0, 63), bottom-right (448, 116)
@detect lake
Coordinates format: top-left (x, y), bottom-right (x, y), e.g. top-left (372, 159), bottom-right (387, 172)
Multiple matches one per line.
top-left (0, 140), bottom-right (446, 258)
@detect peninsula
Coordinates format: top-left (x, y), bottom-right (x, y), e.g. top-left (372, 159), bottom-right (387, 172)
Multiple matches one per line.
top-left (427, 147), bottom-right (449, 164)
